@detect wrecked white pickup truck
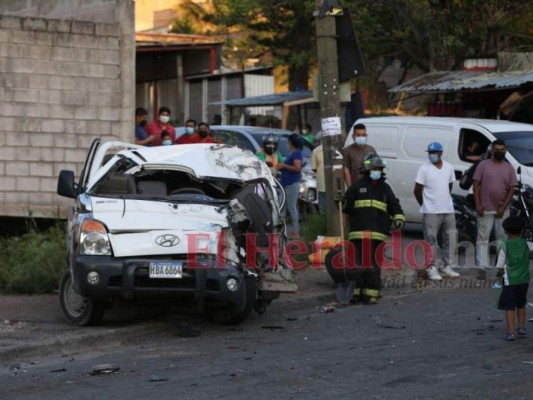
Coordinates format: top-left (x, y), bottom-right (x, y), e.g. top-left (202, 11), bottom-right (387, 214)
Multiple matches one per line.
top-left (56, 139), bottom-right (297, 325)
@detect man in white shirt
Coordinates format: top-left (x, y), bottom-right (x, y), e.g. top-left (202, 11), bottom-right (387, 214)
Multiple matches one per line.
top-left (413, 142), bottom-right (460, 280)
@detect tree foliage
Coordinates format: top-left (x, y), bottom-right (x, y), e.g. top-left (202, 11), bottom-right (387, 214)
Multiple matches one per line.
top-left (209, 0), bottom-right (316, 90)
top-left (183, 1), bottom-right (533, 92)
top-left (169, 0), bottom-right (214, 35)
top-left (347, 0), bottom-right (533, 72)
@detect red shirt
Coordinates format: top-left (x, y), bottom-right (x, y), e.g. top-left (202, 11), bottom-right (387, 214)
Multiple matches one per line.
top-left (177, 133), bottom-right (199, 144)
top-left (199, 135), bottom-right (214, 144)
top-left (145, 121), bottom-right (176, 146)
top-left (176, 133), bottom-right (214, 144)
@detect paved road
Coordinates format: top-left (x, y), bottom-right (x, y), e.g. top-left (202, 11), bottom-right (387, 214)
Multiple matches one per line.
top-left (2, 285), bottom-right (533, 400)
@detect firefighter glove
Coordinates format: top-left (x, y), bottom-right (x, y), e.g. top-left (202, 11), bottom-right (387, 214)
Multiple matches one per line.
top-left (393, 218), bottom-right (405, 230)
top-left (334, 190), bottom-right (345, 205)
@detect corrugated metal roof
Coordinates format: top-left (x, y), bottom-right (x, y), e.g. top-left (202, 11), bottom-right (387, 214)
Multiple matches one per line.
top-left (209, 91), bottom-right (313, 107)
top-left (389, 70), bottom-right (533, 93)
top-left (136, 32), bottom-right (224, 45)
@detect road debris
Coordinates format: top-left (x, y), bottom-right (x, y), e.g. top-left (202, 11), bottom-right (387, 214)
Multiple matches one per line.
top-left (91, 364), bottom-right (120, 375)
top-left (177, 322), bottom-right (201, 338)
top-left (261, 326), bottom-right (285, 330)
top-left (377, 324), bottom-right (406, 330)
top-left (149, 375), bottom-right (169, 382)
top-left (320, 306), bottom-right (335, 313)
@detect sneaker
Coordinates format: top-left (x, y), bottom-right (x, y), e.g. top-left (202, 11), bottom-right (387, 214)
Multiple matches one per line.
top-left (439, 265), bottom-right (460, 278)
top-left (517, 327), bottom-right (527, 337)
top-left (476, 269), bottom-right (487, 281)
top-left (504, 332), bottom-right (516, 341)
top-left (367, 297), bottom-right (378, 305)
top-left (427, 266), bottom-right (443, 281)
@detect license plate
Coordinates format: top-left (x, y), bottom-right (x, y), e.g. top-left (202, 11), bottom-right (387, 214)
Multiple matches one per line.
top-left (149, 262), bottom-right (183, 279)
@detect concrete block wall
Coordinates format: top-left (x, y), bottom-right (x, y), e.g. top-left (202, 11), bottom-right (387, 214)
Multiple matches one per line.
top-left (0, 1), bottom-right (134, 218)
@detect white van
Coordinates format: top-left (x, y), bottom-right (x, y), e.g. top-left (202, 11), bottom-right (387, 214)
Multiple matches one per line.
top-left (344, 116), bottom-right (533, 223)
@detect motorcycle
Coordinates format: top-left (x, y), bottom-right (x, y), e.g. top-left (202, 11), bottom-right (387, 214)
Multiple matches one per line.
top-left (453, 166), bottom-right (533, 243)
top-left (452, 193), bottom-right (477, 244)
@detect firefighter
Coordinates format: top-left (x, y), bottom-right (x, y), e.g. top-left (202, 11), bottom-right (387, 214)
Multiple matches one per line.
top-left (256, 134), bottom-right (284, 175)
top-left (335, 153), bottom-right (405, 304)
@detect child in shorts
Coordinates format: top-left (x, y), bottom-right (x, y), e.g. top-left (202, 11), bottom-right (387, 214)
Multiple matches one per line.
top-left (496, 216), bottom-right (533, 341)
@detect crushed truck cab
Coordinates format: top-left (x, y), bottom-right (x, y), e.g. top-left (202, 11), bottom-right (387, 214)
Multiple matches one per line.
top-left (57, 139), bottom-right (297, 326)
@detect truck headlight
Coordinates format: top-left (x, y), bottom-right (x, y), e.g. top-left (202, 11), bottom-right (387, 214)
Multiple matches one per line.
top-left (80, 219), bottom-right (112, 256)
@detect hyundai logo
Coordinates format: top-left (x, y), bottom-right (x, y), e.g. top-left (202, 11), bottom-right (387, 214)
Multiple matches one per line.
top-left (155, 234), bottom-right (180, 247)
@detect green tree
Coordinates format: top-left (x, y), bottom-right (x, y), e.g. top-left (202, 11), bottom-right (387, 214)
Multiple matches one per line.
top-left (209, 0), bottom-right (316, 90)
top-left (169, 0), bottom-right (213, 35)
top-left (347, 0), bottom-right (533, 72)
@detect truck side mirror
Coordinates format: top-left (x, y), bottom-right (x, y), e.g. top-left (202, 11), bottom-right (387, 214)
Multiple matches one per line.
top-left (57, 170), bottom-right (78, 199)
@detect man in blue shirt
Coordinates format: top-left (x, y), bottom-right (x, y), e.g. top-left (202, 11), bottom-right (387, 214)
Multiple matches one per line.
top-left (276, 134), bottom-right (303, 238)
top-left (135, 107), bottom-right (153, 146)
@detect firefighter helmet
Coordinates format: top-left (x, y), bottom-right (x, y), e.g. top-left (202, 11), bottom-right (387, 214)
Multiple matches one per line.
top-left (361, 152), bottom-right (386, 171)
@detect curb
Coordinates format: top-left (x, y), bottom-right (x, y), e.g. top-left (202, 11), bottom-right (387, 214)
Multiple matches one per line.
top-left (0, 320), bottom-right (168, 365)
top-left (0, 288), bottom-right (336, 365)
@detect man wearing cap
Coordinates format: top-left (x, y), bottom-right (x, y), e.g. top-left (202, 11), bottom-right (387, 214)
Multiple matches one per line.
top-left (414, 142), bottom-right (460, 280)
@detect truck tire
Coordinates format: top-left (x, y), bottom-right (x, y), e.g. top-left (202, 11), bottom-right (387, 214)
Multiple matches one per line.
top-left (59, 270), bottom-right (106, 326)
top-left (205, 278), bottom-right (256, 325)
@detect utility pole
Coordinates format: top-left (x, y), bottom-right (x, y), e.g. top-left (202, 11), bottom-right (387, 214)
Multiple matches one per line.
top-left (315, 0), bottom-right (344, 236)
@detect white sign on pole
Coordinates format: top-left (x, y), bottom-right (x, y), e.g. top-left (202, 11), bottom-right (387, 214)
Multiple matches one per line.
top-left (321, 117), bottom-right (341, 136)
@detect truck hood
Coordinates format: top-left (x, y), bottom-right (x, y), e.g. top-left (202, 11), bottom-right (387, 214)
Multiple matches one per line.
top-left (91, 197), bottom-right (229, 257)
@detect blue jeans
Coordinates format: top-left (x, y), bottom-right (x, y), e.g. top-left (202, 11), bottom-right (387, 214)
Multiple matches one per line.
top-left (318, 191), bottom-right (326, 215)
top-left (282, 182), bottom-right (300, 235)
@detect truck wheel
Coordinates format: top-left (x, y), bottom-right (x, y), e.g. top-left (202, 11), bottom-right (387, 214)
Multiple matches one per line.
top-left (59, 270), bottom-right (106, 326)
top-left (205, 278), bottom-right (256, 325)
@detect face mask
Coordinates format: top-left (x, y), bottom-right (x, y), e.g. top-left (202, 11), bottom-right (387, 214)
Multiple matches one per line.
top-left (369, 170), bottom-right (381, 181)
top-left (302, 129), bottom-right (308, 135)
top-left (198, 130), bottom-right (208, 138)
top-left (159, 115), bottom-right (170, 124)
top-left (355, 136), bottom-right (367, 146)
top-left (493, 151), bottom-right (505, 161)
top-left (185, 127), bottom-right (194, 135)
top-left (139, 120), bottom-right (147, 128)
top-left (162, 139), bottom-right (172, 146)
top-left (428, 154), bottom-right (439, 164)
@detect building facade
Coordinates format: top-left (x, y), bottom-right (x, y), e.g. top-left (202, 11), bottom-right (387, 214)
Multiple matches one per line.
top-left (0, 0), bottom-right (135, 218)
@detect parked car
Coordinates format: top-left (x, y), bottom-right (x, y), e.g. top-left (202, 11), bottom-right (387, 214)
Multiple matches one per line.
top-left (56, 139), bottom-right (297, 326)
top-left (206, 125), bottom-right (318, 211)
